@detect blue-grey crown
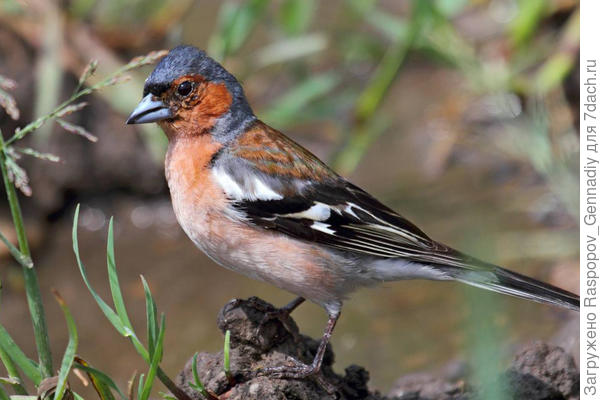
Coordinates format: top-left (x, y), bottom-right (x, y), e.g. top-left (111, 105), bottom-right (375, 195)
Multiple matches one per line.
top-left (142, 45), bottom-right (255, 141)
top-left (143, 45), bottom-right (238, 96)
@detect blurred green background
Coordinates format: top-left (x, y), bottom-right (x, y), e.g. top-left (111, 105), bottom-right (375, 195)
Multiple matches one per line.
top-left (0, 0), bottom-right (579, 395)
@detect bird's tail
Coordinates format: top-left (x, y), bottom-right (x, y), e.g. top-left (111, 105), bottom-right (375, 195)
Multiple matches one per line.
top-left (448, 261), bottom-right (579, 312)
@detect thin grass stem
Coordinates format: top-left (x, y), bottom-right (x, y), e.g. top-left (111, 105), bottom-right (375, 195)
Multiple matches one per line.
top-left (0, 133), bottom-right (53, 378)
top-left (0, 345), bottom-right (27, 395)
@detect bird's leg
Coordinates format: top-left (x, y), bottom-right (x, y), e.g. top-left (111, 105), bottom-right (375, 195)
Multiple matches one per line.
top-left (274, 296), bottom-right (306, 317)
top-left (257, 297), bottom-right (305, 335)
top-left (260, 311), bottom-right (340, 380)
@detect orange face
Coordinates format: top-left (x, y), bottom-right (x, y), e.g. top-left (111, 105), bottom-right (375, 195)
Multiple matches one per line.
top-left (156, 75), bottom-right (233, 139)
top-left (127, 46), bottom-right (250, 140)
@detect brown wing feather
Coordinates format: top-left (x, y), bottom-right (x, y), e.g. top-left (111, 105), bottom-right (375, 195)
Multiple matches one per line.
top-left (230, 120), bottom-right (336, 182)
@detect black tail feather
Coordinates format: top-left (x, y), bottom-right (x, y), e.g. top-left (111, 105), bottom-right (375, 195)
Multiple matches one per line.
top-left (452, 264), bottom-right (579, 311)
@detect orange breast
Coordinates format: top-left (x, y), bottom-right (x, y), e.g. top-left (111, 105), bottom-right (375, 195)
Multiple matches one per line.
top-left (165, 135), bottom-right (226, 220)
top-left (163, 133), bottom-right (345, 308)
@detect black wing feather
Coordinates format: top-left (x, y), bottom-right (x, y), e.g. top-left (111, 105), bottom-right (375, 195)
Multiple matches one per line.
top-left (233, 179), bottom-right (452, 259)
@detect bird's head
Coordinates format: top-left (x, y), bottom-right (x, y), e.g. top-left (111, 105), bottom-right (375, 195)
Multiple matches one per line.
top-left (127, 45), bottom-right (254, 141)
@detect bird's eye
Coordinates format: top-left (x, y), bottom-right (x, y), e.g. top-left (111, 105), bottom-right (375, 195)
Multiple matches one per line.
top-left (177, 81), bottom-right (193, 97)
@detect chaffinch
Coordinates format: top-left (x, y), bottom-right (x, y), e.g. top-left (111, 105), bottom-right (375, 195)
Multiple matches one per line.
top-left (127, 45), bottom-right (579, 380)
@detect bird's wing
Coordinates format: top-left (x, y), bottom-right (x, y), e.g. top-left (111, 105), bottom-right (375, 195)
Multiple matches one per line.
top-left (211, 121), bottom-right (464, 265)
top-left (210, 122), bottom-right (581, 312)
top-left (234, 180), bottom-right (451, 260)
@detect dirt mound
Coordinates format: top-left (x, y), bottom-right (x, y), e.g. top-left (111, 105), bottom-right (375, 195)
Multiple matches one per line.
top-left (176, 297), bottom-right (579, 400)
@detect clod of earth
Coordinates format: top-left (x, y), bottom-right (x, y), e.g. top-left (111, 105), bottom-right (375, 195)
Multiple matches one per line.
top-left (176, 297), bottom-right (579, 400)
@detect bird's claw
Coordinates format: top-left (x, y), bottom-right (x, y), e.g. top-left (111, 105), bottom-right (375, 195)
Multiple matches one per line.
top-left (258, 358), bottom-right (337, 395)
top-left (259, 357), bottom-right (315, 379)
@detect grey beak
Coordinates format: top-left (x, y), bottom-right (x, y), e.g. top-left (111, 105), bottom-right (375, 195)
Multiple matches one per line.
top-left (126, 94), bottom-right (173, 124)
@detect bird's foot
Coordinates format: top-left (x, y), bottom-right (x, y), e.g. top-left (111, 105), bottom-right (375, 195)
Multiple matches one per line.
top-left (260, 356), bottom-right (316, 379)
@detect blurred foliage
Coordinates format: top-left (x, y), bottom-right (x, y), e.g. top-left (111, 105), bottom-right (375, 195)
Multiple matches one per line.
top-left (208, 0), bottom-right (270, 61)
top-left (0, 50), bottom-right (177, 399)
top-left (0, 0), bottom-right (579, 180)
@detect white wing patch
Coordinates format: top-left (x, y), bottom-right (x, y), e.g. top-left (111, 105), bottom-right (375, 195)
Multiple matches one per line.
top-left (272, 200), bottom-right (428, 243)
top-left (343, 203), bottom-right (359, 218)
top-left (311, 222), bottom-right (336, 235)
top-left (212, 168), bottom-right (283, 201)
top-left (282, 202), bottom-right (331, 221)
top-left (252, 177), bottom-right (283, 200)
top-left (344, 202), bottom-right (424, 246)
top-left (213, 168), bottom-right (245, 199)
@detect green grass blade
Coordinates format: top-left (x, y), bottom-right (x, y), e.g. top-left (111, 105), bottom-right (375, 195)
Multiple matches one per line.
top-left (509, 0), bottom-right (547, 48)
top-left (260, 73), bottom-right (340, 128)
top-left (136, 373), bottom-right (145, 400)
top-left (141, 276), bottom-right (157, 358)
top-left (0, 342), bottom-right (28, 395)
top-left (189, 353), bottom-right (208, 397)
top-left (0, 134), bottom-right (53, 378)
top-left (73, 360), bottom-right (124, 400)
top-left (0, 324), bottom-right (41, 385)
top-left (124, 331), bottom-right (149, 363)
top-left (253, 33), bottom-right (327, 68)
top-left (331, 115), bottom-right (390, 174)
top-left (279, 0), bottom-right (315, 36)
top-left (139, 315), bottom-right (165, 400)
top-left (107, 218), bottom-right (133, 332)
top-left (364, 10), bottom-right (408, 42)
top-left (223, 330), bottom-right (231, 381)
top-left (0, 229), bottom-right (32, 268)
top-left (73, 206), bottom-right (149, 362)
top-left (72, 205), bottom-right (126, 335)
top-left (104, 217), bottom-right (149, 360)
top-left (208, 0), bottom-right (269, 60)
top-left (52, 290), bottom-right (78, 400)
top-left (0, 384), bottom-right (9, 400)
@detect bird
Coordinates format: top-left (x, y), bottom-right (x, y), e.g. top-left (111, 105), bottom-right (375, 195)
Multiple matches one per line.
top-left (127, 45), bottom-right (579, 380)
